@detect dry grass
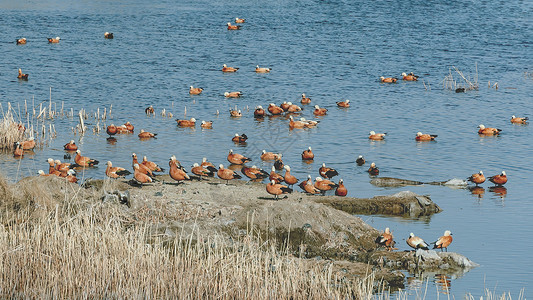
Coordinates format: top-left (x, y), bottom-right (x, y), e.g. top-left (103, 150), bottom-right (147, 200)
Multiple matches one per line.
top-left (0, 103), bottom-right (26, 150)
top-left (0, 175), bottom-right (381, 299)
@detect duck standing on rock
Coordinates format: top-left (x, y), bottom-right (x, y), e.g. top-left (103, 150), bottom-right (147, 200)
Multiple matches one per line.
top-left (406, 233), bottom-right (429, 251)
top-left (433, 230), bottom-right (453, 252)
top-left (283, 166), bottom-right (299, 188)
top-left (314, 177), bottom-right (338, 194)
top-left (375, 227), bottom-right (396, 251)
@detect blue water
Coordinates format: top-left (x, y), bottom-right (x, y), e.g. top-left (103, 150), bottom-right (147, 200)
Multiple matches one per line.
top-left (1, 0), bottom-right (532, 298)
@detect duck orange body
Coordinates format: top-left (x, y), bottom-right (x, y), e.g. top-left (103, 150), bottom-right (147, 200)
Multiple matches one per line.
top-left (477, 124), bottom-right (501, 135)
top-left (268, 103), bottom-right (284, 115)
top-left (380, 76), bottom-right (398, 83)
top-left (376, 228), bottom-right (395, 251)
top-left (138, 130), bottom-right (157, 139)
top-left (242, 166), bottom-right (269, 180)
top-left (401, 72), bottom-right (418, 81)
top-left (21, 137), bottom-right (36, 150)
top-left (232, 133), bottom-right (248, 143)
top-left (335, 179), bottom-right (347, 196)
top-left (301, 147), bottom-right (314, 160)
top-left (314, 177), bottom-right (338, 193)
top-left (177, 118), bottom-right (196, 127)
top-left (235, 17), bottom-right (245, 23)
top-left (75, 150), bottom-right (99, 167)
top-left (313, 105), bottom-right (327, 116)
top-left (468, 171), bottom-right (485, 186)
top-left (48, 37), bottom-right (60, 43)
top-left (336, 100), bottom-right (350, 107)
top-left (261, 150), bottom-right (281, 161)
top-left (105, 161), bottom-right (131, 179)
top-left (227, 23), bottom-right (241, 30)
top-left (217, 164), bottom-right (242, 183)
top-left (64, 140), bottom-right (78, 151)
top-left (415, 132), bottom-right (437, 141)
top-left (254, 106), bottom-right (266, 117)
top-left (17, 69), bottom-right (28, 80)
top-left (488, 171), bottom-right (507, 186)
top-left (283, 166), bottom-right (299, 187)
top-left (368, 163), bottom-right (379, 175)
top-left (227, 149), bottom-right (251, 165)
top-left (510, 115), bottom-right (528, 124)
top-left (16, 38), bottom-right (27, 45)
top-left (319, 163), bottom-right (338, 179)
top-left (433, 230), bottom-right (453, 252)
top-left (269, 166), bottom-right (284, 184)
top-left (368, 131), bottom-right (386, 140)
top-left (189, 86), bottom-right (203, 95)
top-left (266, 180), bottom-right (292, 199)
top-left (301, 93), bottom-right (311, 104)
top-left (222, 64), bottom-right (239, 72)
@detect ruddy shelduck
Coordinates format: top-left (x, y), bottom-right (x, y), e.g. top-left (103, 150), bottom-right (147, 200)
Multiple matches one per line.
top-left (287, 102), bottom-right (302, 113)
top-left (201, 158), bottom-right (218, 174)
top-left (64, 140), bottom-right (78, 151)
top-left (313, 105), bottom-right (328, 116)
top-left (176, 118), bottom-right (196, 127)
top-left (368, 162), bottom-right (379, 175)
top-left (132, 153), bottom-right (153, 177)
top-left (116, 125), bottom-right (130, 134)
top-left (133, 164), bottom-right (154, 184)
top-left (415, 132), bottom-right (437, 141)
top-left (268, 103), bottom-right (284, 115)
top-left (299, 175), bottom-right (311, 191)
top-left (106, 124), bottom-right (118, 136)
top-left (189, 86), bottom-right (203, 95)
top-left (21, 137), bottom-right (36, 150)
top-left (145, 105), bottom-right (155, 115)
top-left (48, 37), bottom-right (60, 43)
top-left (17, 68), bottom-right (28, 80)
top-left (227, 149), bottom-right (251, 165)
top-left (356, 155), bottom-right (365, 166)
top-left (74, 150), bottom-right (99, 167)
top-left (289, 116), bottom-right (306, 129)
top-left (224, 91), bottom-right (242, 98)
top-left (105, 161), bottom-right (131, 179)
top-left (300, 118), bottom-right (319, 127)
top-left (375, 227), bottom-right (396, 251)
top-left (335, 179), bottom-right (347, 196)
top-left (191, 163), bottom-right (213, 180)
top-left (65, 169), bottom-right (78, 183)
top-left (54, 159), bottom-right (71, 173)
top-left (138, 129), bottom-right (157, 139)
top-left (169, 157), bottom-right (190, 183)
top-left (406, 233), bottom-right (429, 250)
top-left (369, 131), bottom-right (386, 140)
top-left (510, 115), bottom-right (528, 124)
top-left (38, 170), bottom-right (52, 177)
top-left (232, 133), bottom-right (248, 143)
top-left (280, 102), bottom-right (290, 111)
top-left (401, 72), bottom-right (418, 81)
top-left (227, 23), bottom-right (241, 30)
top-left (16, 38), bottom-right (27, 45)
top-left (301, 147), bottom-right (314, 160)
top-left (217, 164), bottom-right (242, 183)
top-left (201, 121), bottom-right (213, 129)
top-left (261, 150), bottom-right (281, 161)
top-left (301, 93), bottom-right (311, 104)
top-left (235, 17), bottom-right (245, 23)
top-left (269, 166), bottom-right (284, 184)
top-left (488, 171), bottom-right (507, 186)
top-left (242, 165), bottom-right (269, 180)
top-left (283, 165), bottom-right (299, 187)
top-left (254, 106), bottom-right (266, 117)
top-left (336, 100), bottom-right (350, 108)
top-left (266, 180), bottom-right (292, 200)
top-left (304, 178), bottom-right (321, 194)
top-left (104, 32), bottom-right (114, 39)
top-left (314, 177), bottom-right (338, 193)
top-left (380, 76), bottom-right (398, 83)
top-left (47, 158), bottom-right (61, 176)
top-left (468, 171), bottom-right (485, 186)
top-left (142, 156), bottom-right (164, 172)
top-left (222, 64), bottom-right (239, 72)
top-left (319, 163), bottom-right (338, 179)
top-left (274, 156), bottom-right (284, 170)
top-left (477, 124), bottom-right (501, 135)
top-left (433, 230), bottom-right (453, 252)
top-left (230, 109), bottom-right (242, 117)
top-left (255, 65), bottom-right (271, 73)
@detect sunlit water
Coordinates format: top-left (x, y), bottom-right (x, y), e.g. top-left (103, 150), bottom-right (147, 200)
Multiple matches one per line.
top-left (1, 0), bottom-right (532, 297)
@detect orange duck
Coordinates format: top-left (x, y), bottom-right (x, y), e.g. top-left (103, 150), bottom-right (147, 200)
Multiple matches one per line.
top-left (488, 171), bottom-right (507, 186)
top-left (287, 102), bottom-right (302, 113)
top-left (47, 158), bottom-right (61, 175)
top-left (227, 23), bottom-right (241, 30)
top-left (222, 64), bottom-right (239, 72)
top-left (477, 124), bottom-right (501, 135)
top-left (104, 32), bottom-right (114, 39)
top-left (142, 156), bottom-right (164, 172)
top-left (17, 68), bottom-right (28, 80)
top-left (335, 179), bottom-right (347, 196)
top-left (313, 105), bottom-right (327, 116)
top-left (124, 122), bottom-right (134, 132)
top-left (105, 161), bottom-right (131, 179)
top-left (201, 121), bottom-right (213, 129)
top-left (176, 118), bottom-right (196, 127)
top-left (280, 102), bottom-right (290, 111)
top-left (415, 132), bottom-right (437, 141)
top-left (289, 116), bottom-right (306, 129)
top-left (468, 170), bottom-right (485, 186)
top-left (268, 103), bottom-right (284, 115)
top-left (261, 150), bottom-right (281, 161)
top-left (232, 133), bottom-right (248, 143)
top-left (217, 164), bottom-right (242, 183)
top-left (314, 177), bottom-right (338, 193)
top-left (301, 93), bottom-right (311, 104)
top-left (16, 38), bottom-right (27, 45)
top-left (510, 115), bottom-right (528, 124)
top-left (269, 166), bottom-right (284, 184)
top-left (303, 178), bottom-right (321, 194)
top-left (274, 156), bottom-right (284, 170)
top-left (266, 180), bottom-right (292, 200)
top-left (106, 124), bottom-right (118, 137)
top-left (401, 72), bottom-right (418, 81)
top-left (255, 65), bottom-right (272, 73)
top-left (201, 158), bottom-right (218, 174)
top-left (283, 166), bottom-right (299, 187)
top-left (74, 150), bottom-right (99, 167)
top-left (336, 100), bottom-right (350, 108)
top-left (375, 228), bottom-right (396, 251)
top-left (227, 149), bottom-right (251, 165)
top-left (319, 163), bottom-right (338, 179)
top-left (54, 159), bottom-right (71, 173)
top-left (230, 109), bottom-right (242, 117)
top-left (254, 106), bottom-right (266, 117)
top-left (300, 118), bottom-right (319, 128)
top-left (64, 140), bottom-right (78, 151)
top-left (132, 153), bottom-right (153, 177)
top-left (406, 233), bottom-right (429, 251)
top-left (224, 91), bottom-right (242, 98)
top-left (369, 131), bottom-right (386, 140)
top-left (433, 230), bottom-right (453, 252)
top-left (235, 17), bottom-right (245, 23)
top-left (169, 156), bottom-right (190, 183)
top-left (380, 76), bottom-right (398, 83)
top-left (133, 164), bottom-right (154, 185)
top-left (301, 147), bottom-right (314, 160)
top-left (21, 137), bottom-right (36, 150)
top-left (47, 37), bottom-right (60, 43)
top-left (138, 129), bottom-right (157, 139)
top-left (65, 169), bottom-right (78, 183)
top-left (368, 162), bottom-right (379, 175)
top-left (191, 163), bottom-right (213, 180)
top-left (189, 86), bottom-right (203, 95)
top-left (242, 165), bottom-right (269, 180)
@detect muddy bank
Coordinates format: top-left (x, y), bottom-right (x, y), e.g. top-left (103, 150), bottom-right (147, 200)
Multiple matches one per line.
top-left (2, 175), bottom-right (473, 288)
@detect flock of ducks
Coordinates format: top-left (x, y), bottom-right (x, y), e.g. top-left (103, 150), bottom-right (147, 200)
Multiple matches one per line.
top-left (12, 19), bottom-right (529, 256)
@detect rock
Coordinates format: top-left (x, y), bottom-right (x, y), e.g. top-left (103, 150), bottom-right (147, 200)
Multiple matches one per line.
top-left (370, 177), bottom-right (423, 187)
top-left (439, 252), bottom-right (480, 268)
top-left (416, 249), bottom-right (441, 261)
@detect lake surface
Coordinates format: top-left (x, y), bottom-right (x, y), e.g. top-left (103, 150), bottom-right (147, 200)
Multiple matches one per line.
top-left (1, 0), bottom-right (532, 298)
